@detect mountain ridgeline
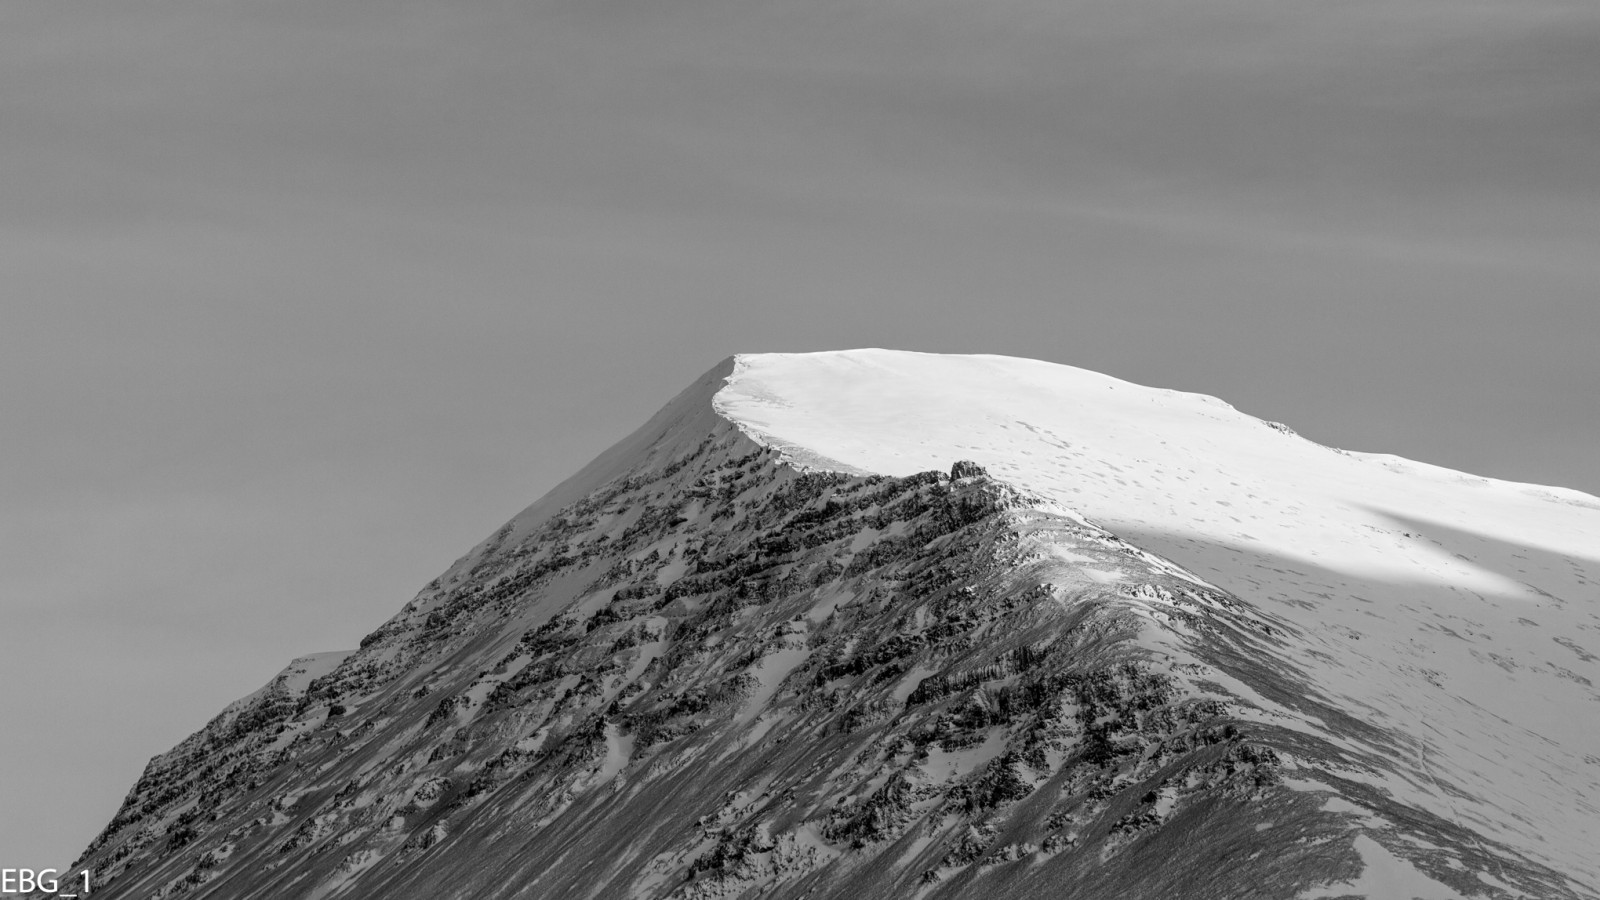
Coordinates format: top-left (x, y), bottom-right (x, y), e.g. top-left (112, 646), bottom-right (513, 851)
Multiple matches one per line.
top-left (64, 353), bottom-right (1598, 899)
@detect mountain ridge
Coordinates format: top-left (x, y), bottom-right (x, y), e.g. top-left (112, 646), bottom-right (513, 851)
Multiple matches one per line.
top-left (63, 350), bottom-right (1599, 900)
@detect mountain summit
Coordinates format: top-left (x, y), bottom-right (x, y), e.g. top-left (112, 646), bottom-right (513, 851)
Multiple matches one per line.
top-left (71, 351), bottom-right (1600, 899)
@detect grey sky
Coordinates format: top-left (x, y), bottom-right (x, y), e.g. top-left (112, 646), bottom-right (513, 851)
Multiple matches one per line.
top-left (3, 0), bottom-right (1596, 867)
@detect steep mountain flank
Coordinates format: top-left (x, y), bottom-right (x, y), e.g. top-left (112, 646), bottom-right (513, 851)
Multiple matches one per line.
top-left (65, 352), bottom-right (1599, 900)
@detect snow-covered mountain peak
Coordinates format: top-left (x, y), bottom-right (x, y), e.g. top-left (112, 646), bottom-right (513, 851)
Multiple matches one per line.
top-left (67, 350), bottom-right (1599, 900)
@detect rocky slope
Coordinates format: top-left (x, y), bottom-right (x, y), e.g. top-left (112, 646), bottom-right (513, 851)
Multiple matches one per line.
top-left (62, 352), bottom-right (1599, 899)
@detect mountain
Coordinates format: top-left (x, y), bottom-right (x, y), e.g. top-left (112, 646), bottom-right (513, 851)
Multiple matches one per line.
top-left (64, 350), bottom-right (1600, 899)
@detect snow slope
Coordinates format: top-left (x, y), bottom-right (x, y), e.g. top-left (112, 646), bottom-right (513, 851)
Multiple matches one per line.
top-left (717, 349), bottom-right (1600, 886)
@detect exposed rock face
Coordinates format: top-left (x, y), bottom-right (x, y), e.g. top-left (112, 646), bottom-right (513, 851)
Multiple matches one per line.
top-left (64, 354), bottom-right (1598, 900)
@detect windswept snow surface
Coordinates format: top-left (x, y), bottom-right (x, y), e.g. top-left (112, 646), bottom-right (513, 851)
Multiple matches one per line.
top-left (717, 349), bottom-right (1600, 887)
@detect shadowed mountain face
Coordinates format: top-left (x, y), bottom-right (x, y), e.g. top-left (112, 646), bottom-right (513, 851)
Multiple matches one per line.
top-left (66, 352), bottom-right (1598, 900)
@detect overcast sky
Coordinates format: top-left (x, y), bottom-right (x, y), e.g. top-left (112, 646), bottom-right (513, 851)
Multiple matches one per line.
top-left (3, 0), bottom-right (1597, 868)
